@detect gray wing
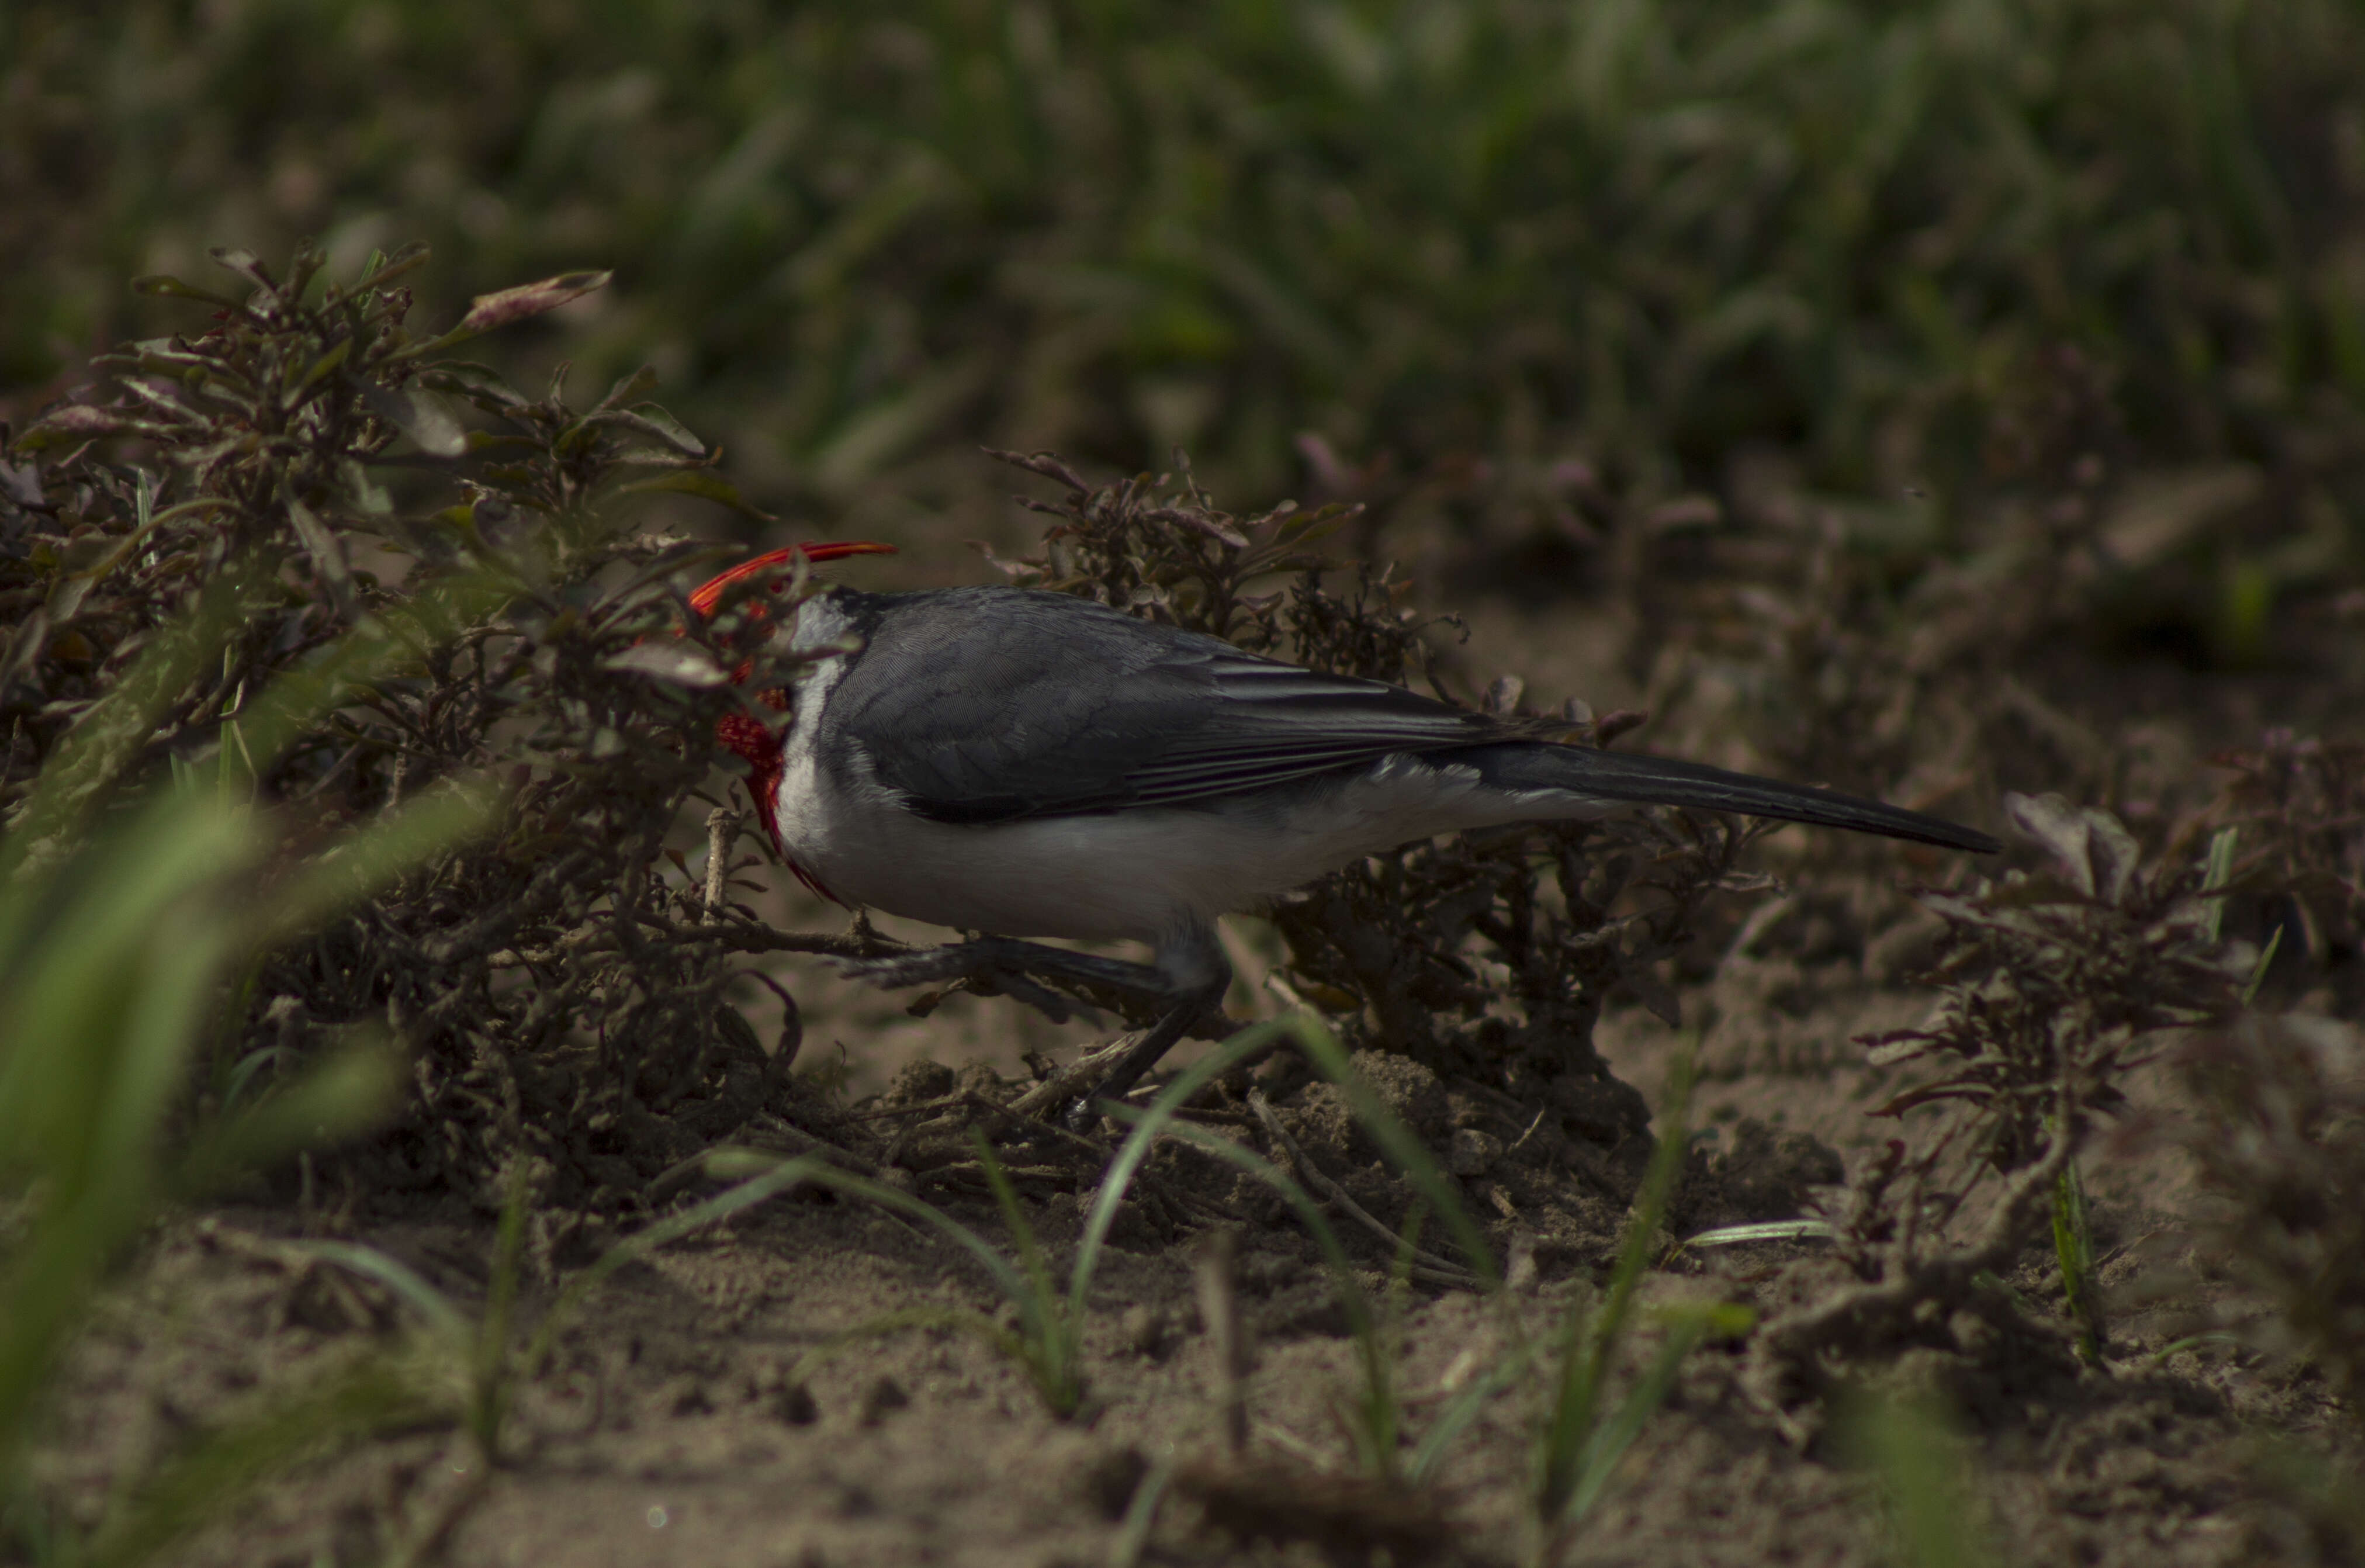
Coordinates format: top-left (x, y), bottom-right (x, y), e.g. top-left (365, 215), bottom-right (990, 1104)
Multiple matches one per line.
top-left (821, 586), bottom-right (1503, 824)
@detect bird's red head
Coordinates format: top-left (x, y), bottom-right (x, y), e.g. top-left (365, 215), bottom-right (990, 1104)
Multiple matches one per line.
top-left (692, 541), bottom-right (895, 890)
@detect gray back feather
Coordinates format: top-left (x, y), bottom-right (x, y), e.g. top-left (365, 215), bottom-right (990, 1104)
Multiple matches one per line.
top-left (819, 586), bottom-right (1500, 823)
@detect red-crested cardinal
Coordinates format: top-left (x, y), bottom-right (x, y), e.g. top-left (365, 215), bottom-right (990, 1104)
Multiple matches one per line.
top-left (694, 543), bottom-right (1997, 1122)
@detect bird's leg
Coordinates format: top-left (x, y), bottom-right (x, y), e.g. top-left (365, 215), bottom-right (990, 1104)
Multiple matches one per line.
top-left (833, 936), bottom-right (1176, 1026)
top-left (833, 925), bottom-right (1234, 1131)
top-left (1059, 980), bottom-right (1230, 1132)
top-left (1061, 923), bottom-right (1232, 1131)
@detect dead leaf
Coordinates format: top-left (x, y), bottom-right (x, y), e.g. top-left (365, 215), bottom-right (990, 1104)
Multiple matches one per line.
top-left (602, 643), bottom-right (733, 688)
top-left (453, 270), bottom-right (612, 339)
top-left (2003, 791), bottom-right (2140, 906)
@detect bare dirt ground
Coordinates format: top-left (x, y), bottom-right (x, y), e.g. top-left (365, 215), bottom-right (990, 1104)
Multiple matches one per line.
top-left (34, 998), bottom-right (2348, 1568)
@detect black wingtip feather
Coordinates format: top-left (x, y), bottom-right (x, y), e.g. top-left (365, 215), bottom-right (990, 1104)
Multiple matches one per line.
top-left (1474, 744), bottom-right (2001, 854)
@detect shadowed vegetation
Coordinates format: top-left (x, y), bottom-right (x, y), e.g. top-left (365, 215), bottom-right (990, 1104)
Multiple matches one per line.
top-left (6, 4), bottom-right (2365, 1564)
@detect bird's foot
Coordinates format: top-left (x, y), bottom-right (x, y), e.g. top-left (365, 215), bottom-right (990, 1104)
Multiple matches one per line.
top-left (1058, 982), bottom-right (1232, 1134)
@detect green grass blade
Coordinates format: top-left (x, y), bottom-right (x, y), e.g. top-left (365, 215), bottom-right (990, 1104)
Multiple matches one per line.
top-left (1537, 1048), bottom-right (1694, 1532)
top-left (971, 1130), bottom-right (1079, 1414)
top-left (1407, 1344), bottom-right (1526, 1486)
top-left (252, 781), bottom-right (503, 947)
top-left (2148, 1332), bottom-right (2246, 1364)
top-left (178, 1036), bottom-right (408, 1193)
top-left (1106, 1448), bottom-right (1176, 1568)
top-left (1845, 1389), bottom-right (1995, 1568)
top-left (1677, 1219), bottom-right (1839, 1250)
top-left (702, 1147), bottom-right (1150, 1418)
top-left (1106, 1110), bottom-right (1390, 1465)
top-left (974, 1133), bottom-right (1057, 1316)
top-left (76, 1355), bottom-right (427, 1568)
top-left (1287, 1016), bottom-right (1500, 1288)
top-left (227, 568), bottom-right (514, 773)
top-left (1104, 1114), bottom-right (1370, 1330)
top-left (527, 1155), bottom-right (823, 1372)
top-left (470, 1164), bottom-right (531, 1455)
top-left (2051, 1153), bottom-right (2101, 1365)
top-left (0, 797), bottom-right (255, 1194)
top-left (697, 1150), bottom-right (1036, 1318)
top-left (1069, 1016), bottom-right (1297, 1327)
top-left (1561, 1304), bottom-right (1743, 1528)
top-left (290, 1242), bottom-right (470, 1343)
top-left (0, 563), bottom-right (262, 880)
top-left (0, 1186), bottom-right (148, 1469)
top-left (2242, 926), bottom-right (2283, 1005)
top-left (2200, 826), bottom-right (2239, 943)
top-left (1536, 1293), bottom-right (1600, 1530)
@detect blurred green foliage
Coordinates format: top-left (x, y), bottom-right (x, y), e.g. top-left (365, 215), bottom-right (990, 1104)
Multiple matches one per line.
top-left (6, 0), bottom-right (2363, 544)
top-left (0, 587), bottom-right (494, 1563)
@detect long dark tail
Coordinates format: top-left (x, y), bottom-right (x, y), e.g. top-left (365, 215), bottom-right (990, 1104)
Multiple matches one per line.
top-left (1461, 742), bottom-right (2000, 854)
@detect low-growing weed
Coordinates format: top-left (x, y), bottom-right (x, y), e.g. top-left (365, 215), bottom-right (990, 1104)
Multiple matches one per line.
top-left (0, 583), bottom-right (506, 1562)
top-left (1841, 1387), bottom-right (1997, 1568)
top-left (2, 241), bottom-right (872, 1220)
top-left (1852, 793), bottom-right (2248, 1356)
top-left (1531, 1050), bottom-right (1750, 1564)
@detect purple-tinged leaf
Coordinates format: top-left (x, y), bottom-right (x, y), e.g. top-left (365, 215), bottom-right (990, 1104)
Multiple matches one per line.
top-left (453, 271), bottom-right (612, 339)
top-left (209, 247), bottom-right (274, 292)
top-left (285, 487), bottom-right (357, 615)
top-left (26, 405), bottom-right (130, 439)
top-left (2004, 792), bottom-right (2141, 907)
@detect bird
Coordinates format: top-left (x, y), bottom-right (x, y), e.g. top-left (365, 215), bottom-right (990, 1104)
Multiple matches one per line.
top-left (691, 542), bottom-right (1999, 1124)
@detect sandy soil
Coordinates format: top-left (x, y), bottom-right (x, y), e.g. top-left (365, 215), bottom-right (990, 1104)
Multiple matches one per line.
top-left (29, 969), bottom-right (2356, 1568)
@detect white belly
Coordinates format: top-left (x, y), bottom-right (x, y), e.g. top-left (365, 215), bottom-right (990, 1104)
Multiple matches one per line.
top-left (772, 750), bottom-right (1611, 944)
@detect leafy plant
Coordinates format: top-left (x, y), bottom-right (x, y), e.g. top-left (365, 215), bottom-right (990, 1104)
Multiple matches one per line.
top-left (2, 242), bottom-right (878, 1218)
top-left (1859, 792), bottom-right (2246, 1261)
top-left (0, 239), bottom-right (895, 1559)
top-left (1750, 792), bottom-right (2250, 1420)
top-left (0, 576), bottom-right (502, 1563)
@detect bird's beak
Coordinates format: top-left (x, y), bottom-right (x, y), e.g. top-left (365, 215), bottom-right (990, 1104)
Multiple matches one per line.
top-left (689, 540), bottom-right (898, 620)
top-left (690, 541), bottom-right (896, 708)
